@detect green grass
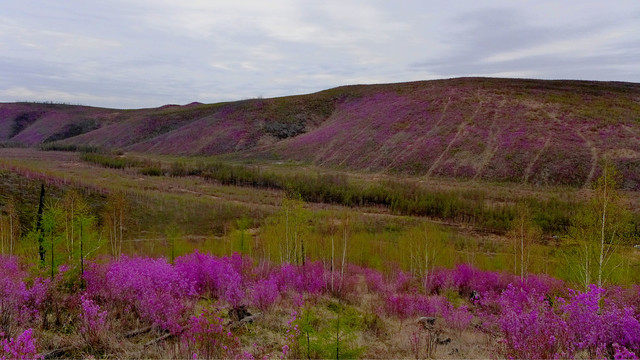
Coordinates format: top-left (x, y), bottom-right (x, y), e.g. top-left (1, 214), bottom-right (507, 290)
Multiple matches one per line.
top-left (1, 148), bottom-right (639, 286)
top-left (77, 152), bottom-right (590, 235)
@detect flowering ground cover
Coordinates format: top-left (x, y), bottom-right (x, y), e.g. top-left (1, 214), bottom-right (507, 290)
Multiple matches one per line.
top-left (2, 253), bottom-right (638, 359)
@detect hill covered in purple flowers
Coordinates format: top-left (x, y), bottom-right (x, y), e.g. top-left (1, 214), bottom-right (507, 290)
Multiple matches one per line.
top-left (2, 77), bottom-right (640, 189)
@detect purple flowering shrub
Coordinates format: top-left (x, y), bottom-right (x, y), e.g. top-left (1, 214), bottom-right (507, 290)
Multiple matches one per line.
top-left (174, 251), bottom-right (245, 307)
top-left (614, 343), bottom-right (639, 360)
top-left (1, 251), bottom-right (639, 358)
top-left (491, 284), bottom-right (573, 359)
top-left (384, 292), bottom-right (452, 320)
top-left (561, 285), bottom-right (640, 356)
top-left (251, 276), bottom-right (279, 311)
top-left (441, 305), bottom-right (473, 333)
top-left (471, 283), bottom-right (640, 359)
top-left (178, 309), bottom-right (242, 359)
top-left (0, 257), bottom-right (48, 332)
top-left (79, 293), bottom-right (107, 344)
top-left (85, 256), bottom-right (196, 333)
top-left (363, 267), bottom-right (387, 294)
top-left (281, 311), bottom-right (300, 359)
top-left (0, 328), bottom-right (41, 360)
top-left (272, 262), bottom-right (328, 295)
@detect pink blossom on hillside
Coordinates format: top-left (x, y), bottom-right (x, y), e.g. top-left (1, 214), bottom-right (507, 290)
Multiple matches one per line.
top-left (174, 251), bottom-right (246, 307)
top-left (493, 284), bottom-right (573, 359)
top-left (561, 285), bottom-right (640, 354)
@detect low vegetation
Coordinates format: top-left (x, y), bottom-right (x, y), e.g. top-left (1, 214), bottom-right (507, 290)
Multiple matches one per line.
top-left (1, 251), bottom-right (639, 359)
top-left (0, 155), bottom-right (639, 358)
top-left (79, 151), bottom-right (607, 236)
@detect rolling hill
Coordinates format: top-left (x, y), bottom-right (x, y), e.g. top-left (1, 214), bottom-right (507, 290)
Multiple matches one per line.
top-left (1, 77), bottom-right (639, 189)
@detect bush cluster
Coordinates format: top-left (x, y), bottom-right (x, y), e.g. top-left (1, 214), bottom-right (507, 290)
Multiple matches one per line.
top-left (2, 253), bottom-right (639, 359)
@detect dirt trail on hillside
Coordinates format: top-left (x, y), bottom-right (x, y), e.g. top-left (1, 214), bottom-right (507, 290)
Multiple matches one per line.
top-left (546, 111), bottom-right (598, 188)
top-left (473, 100), bottom-right (504, 180)
top-left (383, 97), bottom-right (452, 172)
top-left (523, 136), bottom-right (551, 184)
top-left (426, 101), bottom-right (483, 178)
top-left (576, 128), bottom-right (598, 188)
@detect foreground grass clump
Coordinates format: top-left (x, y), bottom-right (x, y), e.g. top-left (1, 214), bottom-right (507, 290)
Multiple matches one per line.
top-left (1, 252), bottom-right (639, 359)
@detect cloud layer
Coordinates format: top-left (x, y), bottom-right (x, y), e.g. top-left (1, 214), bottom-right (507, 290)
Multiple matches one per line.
top-left (1, 0), bottom-right (639, 108)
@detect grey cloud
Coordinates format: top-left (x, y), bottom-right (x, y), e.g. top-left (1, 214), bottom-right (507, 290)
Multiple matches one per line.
top-left (2, 1), bottom-right (640, 108)
top-left (412, 7), bottom-right (640, 82)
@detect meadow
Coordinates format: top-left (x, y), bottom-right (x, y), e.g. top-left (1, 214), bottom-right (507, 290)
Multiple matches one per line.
top-left (1, 148), bottom-right (640, 359)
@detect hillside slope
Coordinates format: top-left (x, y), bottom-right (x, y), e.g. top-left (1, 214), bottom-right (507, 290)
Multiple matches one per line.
top-left (1, 78), bottom-right (639, 189)
top-left (265, 78), bottom-right (640, 189)
top-left (0, 102), bottom-right (119, 145)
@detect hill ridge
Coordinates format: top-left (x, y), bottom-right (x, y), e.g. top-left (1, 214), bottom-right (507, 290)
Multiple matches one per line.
top-left (1, 77), bottom-right (639, 189)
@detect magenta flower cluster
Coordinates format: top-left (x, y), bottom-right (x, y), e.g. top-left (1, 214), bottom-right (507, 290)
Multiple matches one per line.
top-left (2, 252), bottom-right (639, 358)
top-left (472, 283), bottom-right (640, 358)
top-left (85, 256), bottom-right (197, 333)
top-left (79, 293), bottom-right (107, 338)
top-left (281, 311), bottom-right (300, 358)
top-left (1, 329), bottom-right (41, 360)
top-left (179, 309), bottom-right (242, 359)
top-left (0, 256), bottom-right (48, 328)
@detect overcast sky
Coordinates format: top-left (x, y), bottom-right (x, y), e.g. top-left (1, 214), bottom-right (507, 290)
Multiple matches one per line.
top-left (1, 1), bottom-right (639, 108)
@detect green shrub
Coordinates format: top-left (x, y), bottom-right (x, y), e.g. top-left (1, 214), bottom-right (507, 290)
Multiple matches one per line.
top-left (140, 166), bottom-right (164, 176)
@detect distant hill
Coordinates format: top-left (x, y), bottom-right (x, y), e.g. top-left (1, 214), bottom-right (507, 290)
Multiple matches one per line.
top-left (2, 78), bottom-right (640, 189)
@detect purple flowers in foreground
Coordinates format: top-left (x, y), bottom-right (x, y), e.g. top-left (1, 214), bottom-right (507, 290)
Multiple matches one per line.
top-left (179, 309), bottom-right (243, 359)
top-left (87, 256), bottom-right (197, 333)
top-left (0, 257), bottom-right (48, 328)
top-left (1, 252), bottom-right (639, 358)
top-left (79, 293), bottom-right (107, 342)
top-left (1, 329), bottom-right (41, 360)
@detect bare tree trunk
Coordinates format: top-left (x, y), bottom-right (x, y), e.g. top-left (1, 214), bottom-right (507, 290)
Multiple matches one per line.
top-left (341, 226), bottom-right (347, 289)
top-left (0, 217), bottom-right (3, 255)
top-left (0, 216), bottom-right (5, 255)
top-left (582, 242), bottom-right (591, 291)
top-left (9, 214), bottom-right (14, 256)
top-left (331, 236), bottom-right (335, 293)
top-left (119, 206), bottom-right (123, 260)
top-left (520, 220), bottom-right (525, 280)
top-left (70, 201), bottom-right (74, 261)
top-left (65, 211), bottom-right (69, 258)
top-left (513, 231), bottom-right (517, 276)
top-left (598, 168), bottom-right (608, 289)
top-left (110, 209), bottom-right (115, 259)
top-left (424, 234), bottom-right (429, 291)
top-left (293, 232), bottom-right (298, 265)
top-left (285, 207), bottom-right (289, 263)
